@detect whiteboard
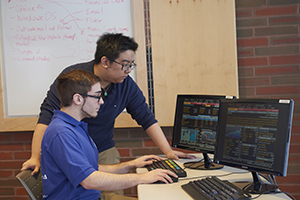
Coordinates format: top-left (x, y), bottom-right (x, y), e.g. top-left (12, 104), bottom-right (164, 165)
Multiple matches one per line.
top-left (0, 0), bottom-right (134, 117)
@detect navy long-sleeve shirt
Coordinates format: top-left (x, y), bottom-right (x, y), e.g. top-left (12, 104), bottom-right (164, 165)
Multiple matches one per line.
top-left (38, 60), bottom-right (157, 152)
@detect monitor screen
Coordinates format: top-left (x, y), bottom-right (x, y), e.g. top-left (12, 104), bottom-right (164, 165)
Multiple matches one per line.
top-left (214, 98), bottom-right (294, 193)
top-left (172, 94), bottom-right (234, 170)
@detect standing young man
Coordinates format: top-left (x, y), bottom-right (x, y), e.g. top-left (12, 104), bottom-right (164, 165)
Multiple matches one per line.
top-left (22, 33), bottom-right (195, 175)
top-left (41, 69), bottom-right (177, 199)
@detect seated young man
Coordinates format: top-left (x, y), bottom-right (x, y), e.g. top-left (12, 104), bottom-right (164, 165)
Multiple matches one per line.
top-left (41, 69), bottom-right (177, 199)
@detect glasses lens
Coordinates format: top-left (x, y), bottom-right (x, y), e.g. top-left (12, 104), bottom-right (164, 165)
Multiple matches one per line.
top-left (123, 63), bottom-right (136, 71)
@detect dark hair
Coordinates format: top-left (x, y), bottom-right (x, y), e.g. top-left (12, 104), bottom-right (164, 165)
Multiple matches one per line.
top-left (57, 69), bottom-right (101, 107)
top-left (94, 33), bottom-right (138, 64)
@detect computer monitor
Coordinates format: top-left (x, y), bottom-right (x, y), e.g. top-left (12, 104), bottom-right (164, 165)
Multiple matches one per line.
top-left (214, 98), bottom-right (294, 194)
top-left (172, 94), bottom-right (234, 170)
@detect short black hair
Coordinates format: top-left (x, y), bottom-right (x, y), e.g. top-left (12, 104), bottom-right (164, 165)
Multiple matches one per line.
top-left (94, 33), bottom-right (138, 64)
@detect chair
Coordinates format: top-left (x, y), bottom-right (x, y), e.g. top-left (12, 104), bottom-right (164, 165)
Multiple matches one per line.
top-left (16, 169), bottom-right (43, 200)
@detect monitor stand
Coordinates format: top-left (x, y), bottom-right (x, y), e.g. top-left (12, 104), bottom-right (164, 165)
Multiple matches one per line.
top-left (183, 153), bottom-right (223, 170)
top-left (243, 172), bottom-right (278, 194)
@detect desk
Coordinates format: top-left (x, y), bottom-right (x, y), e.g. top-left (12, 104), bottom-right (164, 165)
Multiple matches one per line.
top-left (137, 154), bottom-right (291, 200)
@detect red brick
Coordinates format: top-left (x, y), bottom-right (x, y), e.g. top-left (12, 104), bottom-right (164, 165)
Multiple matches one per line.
top-left (25, 143), bottom-right (32, 150)
top-left (237, 49), bottom-right (253, 56)
top-left (289, 143), bottom-right (300, 154)
top-left (255, 6), bottom-right (298, 16)
top-left (271, 36), bottom-right (300, 44)
top-left (256, 86), bottom-right (300, 95)
top-left (0, 187), bottom-right (14, 195)
top-left (14, 151), bottom-right (31, 159)
top-left (256, 66), bottom-right (299, 75)
top-left (0, 133), bottom-right (12, 142)
top-left (0, 170), bottom-right (14, 177)
top-left (288, 154), bottom-right (300, 162)
top-left (291, 134), bottom-right (300, 143)
top-left (277, 174), bottom-right (300, 184)
top-left (0, 152), bottom-right (13, 160)
top-left (236, 10), bottom-right (252, 18)
top-left (117, 148), bottom-right (130, 157)
top-left (270, 55), bottom-right (300, 65)
top-left (15, 187), bottom-right (28, 195)
top-left (238, 57), bottom-right (268, 66)
top-left (144, 139), bottom-right (156, 147)
top-left (13, 132), bottom-right (33, 142)
top-left (271, 16), bottom-right (300, 25)
top-left (0, 143), bottom-right (24, 151)
top-left (277, 184), bottom-right (300, 193)
top-left (292, 125), bottom-right (300, 134)
top-left (0, 161), bottom-right (24, 169)
top-left (237, 38), bottom-right (268, 47)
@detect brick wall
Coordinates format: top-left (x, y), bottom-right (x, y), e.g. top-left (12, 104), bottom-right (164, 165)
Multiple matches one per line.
top-left (236, 0), bottom-right (300, 199)
top-left (0, 0), bottom-right (299, 199)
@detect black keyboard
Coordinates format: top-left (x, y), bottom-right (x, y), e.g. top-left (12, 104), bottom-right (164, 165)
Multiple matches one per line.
top-left (145, 159), bottom-right (187, 177)
top-left (182, 176), bottom-right (252, 200)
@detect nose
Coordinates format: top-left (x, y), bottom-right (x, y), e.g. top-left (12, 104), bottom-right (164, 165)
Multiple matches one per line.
top-left (98, 97), bottom-right (104, 105)
top-left (125, 67), bottom-right (132, 73)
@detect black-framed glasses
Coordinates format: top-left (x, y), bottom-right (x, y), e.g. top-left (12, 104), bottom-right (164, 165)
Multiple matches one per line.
top-left (112, 60), bottom-right (137, 71)
top-left (80, 94), bottom-right (103, 102)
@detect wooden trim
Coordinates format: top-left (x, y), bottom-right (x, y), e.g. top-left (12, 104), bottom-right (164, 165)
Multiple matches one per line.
top-left (0, 0), bottom-right (146, 131)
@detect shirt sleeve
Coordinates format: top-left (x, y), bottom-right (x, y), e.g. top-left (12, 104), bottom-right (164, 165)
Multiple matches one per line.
top-left (125, 78), bottom-right (157, 130)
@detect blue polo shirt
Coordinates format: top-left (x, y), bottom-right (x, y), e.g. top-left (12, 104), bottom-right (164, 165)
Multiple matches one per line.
top-left (38, 60), bottom-right (157, 153)
top-left (41, 110), bottom-right (100, 199)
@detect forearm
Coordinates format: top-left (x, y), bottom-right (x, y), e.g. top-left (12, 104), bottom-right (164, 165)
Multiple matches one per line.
top-left (31, 123), bottom-right (48, 160)
top-left (98, 160), bottom-right (135, 174)
top-left (81, 171), bottom-right (141, 191)
top-left (145, 123), bottom-right (173, 154)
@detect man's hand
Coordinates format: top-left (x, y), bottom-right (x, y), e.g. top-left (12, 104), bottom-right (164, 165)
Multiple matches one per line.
top-left (21, 158), bottom-right (40, 175)
top-left (140, 169), bottom-right (178, 184)
top-left (166, 150), bottom-right (197, 160)
top-left (132, 155), bottom-right (163, 168)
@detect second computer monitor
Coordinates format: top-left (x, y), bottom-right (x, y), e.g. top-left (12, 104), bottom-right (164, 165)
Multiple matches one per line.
top-left (214, 98), bottom-right (294, 193)
top-left (172, 94), bottom-right (234, 170)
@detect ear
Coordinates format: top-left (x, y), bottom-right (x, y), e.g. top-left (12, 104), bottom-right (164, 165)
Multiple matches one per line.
top-left (100, 56), bottom-right (110, 69)
top-left (73, 93), bottom-right (84, 106)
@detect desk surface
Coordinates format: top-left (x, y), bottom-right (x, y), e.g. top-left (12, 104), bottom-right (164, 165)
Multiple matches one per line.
top-left (137, 154), bottom-right (291, 200)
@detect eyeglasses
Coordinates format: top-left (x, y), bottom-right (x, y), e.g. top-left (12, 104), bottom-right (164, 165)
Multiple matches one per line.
top-left (112, 60), bottom-right (137, 71)
top-left (81, 94), bottom-right (103, 102)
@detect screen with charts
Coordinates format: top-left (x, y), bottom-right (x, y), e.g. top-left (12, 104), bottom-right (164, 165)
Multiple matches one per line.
top-left (214, 98), bottom-right (294, 193)
top-left (172, 94), bottom-right (234, 170)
